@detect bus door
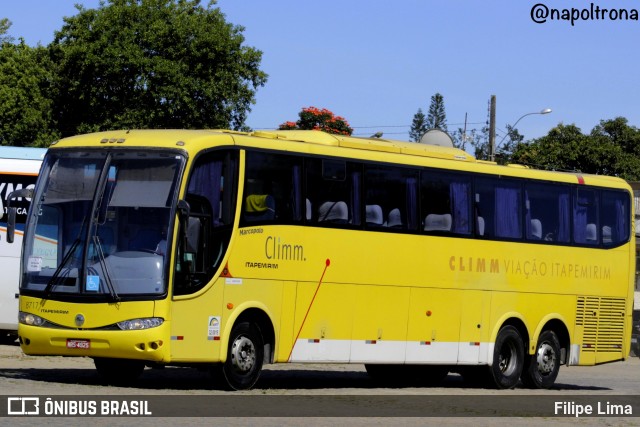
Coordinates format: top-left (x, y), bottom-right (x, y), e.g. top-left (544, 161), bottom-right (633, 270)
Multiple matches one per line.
top-left (170, 150), bottom-right (237, 362)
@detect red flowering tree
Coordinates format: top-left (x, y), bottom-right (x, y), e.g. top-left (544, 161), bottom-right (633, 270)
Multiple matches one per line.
top-left (278, 106), bottom-right (353, 136)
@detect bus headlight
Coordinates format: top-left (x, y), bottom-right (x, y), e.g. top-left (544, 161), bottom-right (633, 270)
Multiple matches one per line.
top-left (117, 317), bottom-right (164, 330)
top-left (19, 311), bottom-right (46, 326)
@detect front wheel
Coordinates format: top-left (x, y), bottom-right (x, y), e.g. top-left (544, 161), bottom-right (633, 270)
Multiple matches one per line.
top-left (213, 322), bottom-right (264, 390)
top-left (521, 330), bottom-right (561, 389)
top-left (490, 325), bottom-right (524, 389)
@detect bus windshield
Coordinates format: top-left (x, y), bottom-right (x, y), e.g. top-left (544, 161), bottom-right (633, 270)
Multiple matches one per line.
top-left (21, 150), bottom-right (184, 300)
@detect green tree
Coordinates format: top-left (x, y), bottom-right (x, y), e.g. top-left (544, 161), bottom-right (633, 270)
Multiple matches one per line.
top-left (494, 124), bottom-right (524, 164)
top-left (409, 108), bottom-right (427, 142)
top-left (451, 126), bottom-right (489, 155)
top-left (426, 92), bottom-right (447, 132)
top-left (0, 22), bottom-right (59, 147)
top-left (50, 0), bottom-right (267, 136)
top-left (278, 106), bottom-right (353, 135)
top-left (510, 118), bottom-right (640, 180)
top-left (0, 18), bottom-right (11, 43)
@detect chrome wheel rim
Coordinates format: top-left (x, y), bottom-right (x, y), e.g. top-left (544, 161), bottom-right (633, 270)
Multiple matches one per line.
top-left (535, 342), bottom-right (556, 375)
top-left (498, 341), bottom-right (517, 375)
top-left (230, 335), bottom-right (256, 373)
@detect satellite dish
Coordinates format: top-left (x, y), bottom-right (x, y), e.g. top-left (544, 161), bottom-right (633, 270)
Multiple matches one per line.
top-left (420, 129), bottom-right (454, 147)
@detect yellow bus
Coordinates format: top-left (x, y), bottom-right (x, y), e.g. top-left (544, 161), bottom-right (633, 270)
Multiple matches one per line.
top-left (9, 129), bottom-right (635, 390)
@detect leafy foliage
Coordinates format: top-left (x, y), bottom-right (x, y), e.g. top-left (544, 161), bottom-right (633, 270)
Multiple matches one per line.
top-left (451, 125), bottom-right (490, 158)
top-left (278, 107), bottom-right (353, 135)
top-left (0, 1), bottom-right (267, 145)
top-left (510, 117), bottom-right (640, 180)
top-left (411, 92), bottom-right (450, 143)
top-left (0, 18), bottom-right (11, 43)
top-left (426, 92), bottom-right (447, 132)
top-left (409, 108), bottom-right (427, 142)
top-left (49, 0), bottom-right (267, 137)
top-left (0, 38), bottom-right (59, 147)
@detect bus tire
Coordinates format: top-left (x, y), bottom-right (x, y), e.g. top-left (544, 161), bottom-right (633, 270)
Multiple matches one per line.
top-left (93, 358), bottom-right (145, 384)
top-left (521, 330), bottom-right (561, 389)
top-left (490, 325), bottom-right (524, 389)
top-left (219, 322), bottom-right (263, 390)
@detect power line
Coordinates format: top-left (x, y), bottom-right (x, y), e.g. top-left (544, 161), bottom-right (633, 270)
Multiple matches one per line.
top-left (351, 122), bottom-right (485, 129)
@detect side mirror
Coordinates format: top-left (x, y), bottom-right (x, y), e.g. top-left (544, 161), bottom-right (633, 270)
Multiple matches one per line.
top-left (176, 199), bottom-right (193, 274)
top-left (177, 199), bottom-right (190, 219)
top-left (6, 188), bottom-right (33, 244)
top-left (177, 199), bottom-right (191, 247)
top-left (6, 208), bottom-right (16, 244)
top-left (178, 200), bottom-right (200, 256)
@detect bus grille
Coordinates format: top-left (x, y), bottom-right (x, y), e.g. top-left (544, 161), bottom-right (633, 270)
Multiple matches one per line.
top-left (576, 296), bottom-right (626, 353)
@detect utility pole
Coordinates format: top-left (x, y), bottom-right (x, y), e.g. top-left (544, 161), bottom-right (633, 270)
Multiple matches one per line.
top-left (462, 112), bottom-right (467, 148)
top-left (489, 95), bottom-right (496, 161)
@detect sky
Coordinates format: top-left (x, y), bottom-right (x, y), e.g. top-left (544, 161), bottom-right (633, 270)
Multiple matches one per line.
top-left (3, 0), bottom-right (640, 144)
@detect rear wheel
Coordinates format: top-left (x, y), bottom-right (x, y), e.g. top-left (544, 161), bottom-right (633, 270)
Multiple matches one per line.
top-left (521, 330), bottom-right (561, 389)
top-left (213, 322), bottom-right (263, 390)
top-left (490, 325), bottom-right (524, 389)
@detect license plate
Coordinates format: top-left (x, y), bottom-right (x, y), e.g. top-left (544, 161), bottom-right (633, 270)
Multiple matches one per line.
top-left (66, 339), bottom-right (90, 349)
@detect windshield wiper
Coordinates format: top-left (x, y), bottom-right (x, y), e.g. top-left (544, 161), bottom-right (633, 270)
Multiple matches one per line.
top-left (43, 238), bottom-right (81, 299)
top-left (91, 235), bottom-right (120, 302)
top-left (43, 213), bottom-right (90, 299)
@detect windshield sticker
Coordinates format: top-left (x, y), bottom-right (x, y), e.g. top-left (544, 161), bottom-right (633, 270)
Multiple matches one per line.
top-left (27, 256), bottom-right (42, 272)
top-left (208, 316), bottom-right (221, 340)
top-left (86, 275), bottom-right (100, 292)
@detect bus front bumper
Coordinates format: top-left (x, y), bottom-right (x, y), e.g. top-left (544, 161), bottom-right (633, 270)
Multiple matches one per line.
top-left (18, 323), bottom-right (170, 363)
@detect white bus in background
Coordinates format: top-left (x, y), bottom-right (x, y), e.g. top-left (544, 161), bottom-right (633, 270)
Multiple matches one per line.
top-left (0, 146), bottom-right (46, 343)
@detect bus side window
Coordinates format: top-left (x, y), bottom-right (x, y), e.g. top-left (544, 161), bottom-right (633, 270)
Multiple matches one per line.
top-left (242, 151), bottom-right (303, 225)
top-left (306, 158), bottom-right (361, 227)
top-left (421, 171), bottom-right (471, 235)
top-left (601, 190), bottom-right (630, 246)
top-left (525, 182), bottom-right (571, 243)
top-left (573, 188), bottom-right (599, 245)
top-left (364, 165), bottom-right (418, 231)
top-left (476, 178), bottom-right (522, 239)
